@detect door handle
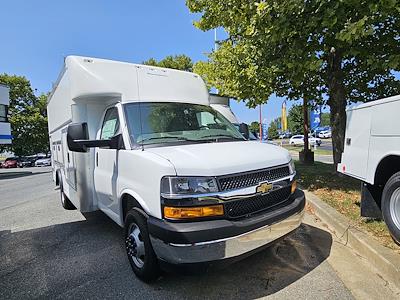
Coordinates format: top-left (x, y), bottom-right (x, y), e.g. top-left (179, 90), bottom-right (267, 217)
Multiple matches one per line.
top-left (96, 152), bottom-right (98, 167)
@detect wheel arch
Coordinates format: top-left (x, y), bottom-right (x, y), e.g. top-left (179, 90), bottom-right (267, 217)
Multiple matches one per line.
top-left (119, 190), bottom-right (151, 226)
top-left (374, 155), bottom-right (400, 187)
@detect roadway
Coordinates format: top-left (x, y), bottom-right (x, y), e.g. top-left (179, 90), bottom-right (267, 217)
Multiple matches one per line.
top-left (0, 167), bottom-right (398, 299)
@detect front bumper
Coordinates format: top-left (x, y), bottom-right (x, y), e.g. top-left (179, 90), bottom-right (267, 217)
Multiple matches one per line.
top-left (149, 189), bottom-right (305, 265)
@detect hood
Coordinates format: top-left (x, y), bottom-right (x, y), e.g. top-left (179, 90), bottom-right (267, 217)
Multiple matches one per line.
top-left (146, 141), bottom-right (291, 176)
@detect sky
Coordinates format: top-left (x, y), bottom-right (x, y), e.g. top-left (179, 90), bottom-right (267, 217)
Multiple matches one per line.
top-left (0, 0), bottom-right (292, 125)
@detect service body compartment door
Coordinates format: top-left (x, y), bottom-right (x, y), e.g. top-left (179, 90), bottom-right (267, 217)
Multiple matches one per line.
top-left (341, 108), bottom-right (371, 180)
top-left (61, 129), bottom-right (77, 190)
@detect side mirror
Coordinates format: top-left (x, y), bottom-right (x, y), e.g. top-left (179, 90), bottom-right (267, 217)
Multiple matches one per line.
top-left (67, 123), bottom-right (124, 152)
top-left (239, 123), bottom-right (250, 140)
top-left (67, 123), bottom-right (89, 152)
top-left (109, 134), bottom-right (125, 150)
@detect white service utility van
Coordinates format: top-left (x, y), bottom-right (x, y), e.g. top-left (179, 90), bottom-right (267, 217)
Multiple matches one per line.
top-left (48, 56), bottom-right (305, 281)
top-left (338, 94), bottom-right (400, 244)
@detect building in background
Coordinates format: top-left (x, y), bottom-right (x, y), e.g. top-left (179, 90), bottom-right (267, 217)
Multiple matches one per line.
top-left (0, 84), bottom-right (12, 145)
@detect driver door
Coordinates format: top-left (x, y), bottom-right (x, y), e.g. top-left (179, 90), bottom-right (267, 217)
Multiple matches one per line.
top-left (94, 106), bottom-right (121, 212)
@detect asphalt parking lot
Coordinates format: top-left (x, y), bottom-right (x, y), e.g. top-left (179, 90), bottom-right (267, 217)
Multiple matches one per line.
top-left (0, 167), bottom-right (398, 299)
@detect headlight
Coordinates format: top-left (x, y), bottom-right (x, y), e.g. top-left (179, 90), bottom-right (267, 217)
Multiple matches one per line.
top-left (161, 176), bottom-right (219, 197)
top-left (288, 159), bottom-right (296, 175)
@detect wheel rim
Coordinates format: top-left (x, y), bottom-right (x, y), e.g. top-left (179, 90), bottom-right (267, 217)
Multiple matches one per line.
top-left (126, 223), bottom-right (145, 268)
top-left (390, 187), bottom-right (400, 230)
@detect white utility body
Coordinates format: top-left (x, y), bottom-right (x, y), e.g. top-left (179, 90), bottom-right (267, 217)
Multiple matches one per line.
top-left (338, 94), bottom-right (400, 244)
top-left (48, 56), bottom-right (305, 281)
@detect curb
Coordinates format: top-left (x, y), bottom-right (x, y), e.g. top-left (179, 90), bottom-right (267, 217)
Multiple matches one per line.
top-left (305, 190), bottom-right (400, 289)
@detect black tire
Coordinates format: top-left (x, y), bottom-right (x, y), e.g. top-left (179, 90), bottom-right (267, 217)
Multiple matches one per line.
top-left (59, 180), bottom-right (76, 210)
top-left (381, 172), bottom-right (400, 245)
top-left (124, 209), bottom-right (160, 282)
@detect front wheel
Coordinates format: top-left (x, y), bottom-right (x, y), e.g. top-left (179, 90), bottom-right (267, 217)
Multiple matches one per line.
top-left (124, 209), bottom-right (160, 282)
top-left (382, 172), bottom-right (400, 245)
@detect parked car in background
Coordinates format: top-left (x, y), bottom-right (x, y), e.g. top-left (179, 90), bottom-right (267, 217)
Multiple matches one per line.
top-left (1, 157), bottom-right (20, 168)
top-left (318, 130), bottom-right (332, 139)
top-left (18, 156), bottom-right (37, 168)
top-left (289, 135), bottom-right (322, 146)
top-left (279, 132), bottom-right (292, 139)
top-left (35, 157), bottom-right (51, 167)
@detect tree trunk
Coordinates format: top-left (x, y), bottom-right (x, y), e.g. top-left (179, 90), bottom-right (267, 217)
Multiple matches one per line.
top-left (327, 49), bottom-right (347, 169)
top-left (299, 95), bottom-right (314, 164)
top-left (303, 96), bottom-right (310, 152)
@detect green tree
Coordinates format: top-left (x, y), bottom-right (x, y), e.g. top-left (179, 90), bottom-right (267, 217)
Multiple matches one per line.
top-left (249, 121), bottom-right (259, 134)
top-left (287, 105), bottom-right (304, 134)
top-left (143, 54), bottom-right (193, 72)
top-left (0, 74), bottom-right (37, 114)
top-left (187, 0), bottom-right (400, 167)
top-left (321, 112), bottom-right (330, 127)
top-left (0, 74), bottom-right (49, 156)
top-left (268, 119), bottom-right (279, 139)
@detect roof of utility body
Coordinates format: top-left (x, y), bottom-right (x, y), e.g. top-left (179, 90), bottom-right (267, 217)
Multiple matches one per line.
top-left (347, 94), bottom-right (400, 111)
top-left (48, 56), bottom-right (209, 105)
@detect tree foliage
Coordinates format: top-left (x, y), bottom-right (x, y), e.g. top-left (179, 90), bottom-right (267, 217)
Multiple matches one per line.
top-left (268, 119), bottom-right (279, 139)
top-left (0, 74), bottom-right (49, 156)
top-left (321, 112), bottom-right (330, 127)
top-left (249, 121), bottom-right (260, 134)
top-left (187, 0), bottom-right (400, 166)
top-left (287, 104), bottom-right (330, 134)
top-left (287, 105), bottom-right (304, 134)
top-left (143, 54), bottom-right (193, 72)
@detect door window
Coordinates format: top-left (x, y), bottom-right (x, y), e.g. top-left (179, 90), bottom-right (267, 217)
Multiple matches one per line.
top-left (100, 107), bottom-right (120, 140)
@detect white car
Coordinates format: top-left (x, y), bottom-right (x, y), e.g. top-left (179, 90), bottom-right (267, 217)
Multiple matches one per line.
top-left (35, 157), bottom-right (51, 167)
top-left (318, 130), bottom-right (332, 138)
top-left (289, 135), bottom-right (322, 146)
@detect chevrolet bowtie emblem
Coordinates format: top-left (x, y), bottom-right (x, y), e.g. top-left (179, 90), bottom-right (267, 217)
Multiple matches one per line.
top-left (256, 182), bottom-right (273, 194)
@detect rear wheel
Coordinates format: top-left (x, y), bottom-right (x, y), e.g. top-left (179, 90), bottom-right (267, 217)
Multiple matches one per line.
top-left (124, 209), bottom-right (160, 282)
top-left (59, 180), bottom-right (76, 210)
top-left (382, 172), bottom-right (400, 245)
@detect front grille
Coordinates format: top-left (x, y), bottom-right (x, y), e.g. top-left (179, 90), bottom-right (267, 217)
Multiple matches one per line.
top-left (224, 186), bottom-right (291, 219)
top-left (217, 166), bottom-right (290, 191)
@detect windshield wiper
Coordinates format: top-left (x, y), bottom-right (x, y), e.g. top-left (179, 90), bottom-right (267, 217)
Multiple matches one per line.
top-left (199, 134), bottom-right (244, 141)
top-left (138, 136), bottom-right (199, 143)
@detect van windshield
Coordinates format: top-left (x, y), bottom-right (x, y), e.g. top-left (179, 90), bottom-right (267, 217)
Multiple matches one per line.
top-left (124, 102), bottom-right (245, 146)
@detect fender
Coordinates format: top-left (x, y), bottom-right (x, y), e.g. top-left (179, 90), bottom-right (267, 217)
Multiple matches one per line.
top-left (367, 151), bottom-right (400, 184)
top-left (118, 188), bottom-right (151, 225)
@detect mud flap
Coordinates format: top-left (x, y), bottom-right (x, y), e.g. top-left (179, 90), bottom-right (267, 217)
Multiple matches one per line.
top-left (361, 183), bottom-right (382, 219)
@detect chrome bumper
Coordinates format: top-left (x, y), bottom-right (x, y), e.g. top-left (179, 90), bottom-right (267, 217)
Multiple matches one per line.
top-left (150, 205), bottom-right (305, 265)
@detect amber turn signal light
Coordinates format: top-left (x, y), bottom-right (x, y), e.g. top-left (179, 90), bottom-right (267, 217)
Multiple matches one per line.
top-left (291, 180), bottom-right (297, 193)
top-left (164, 205), bottom-right (224, 219)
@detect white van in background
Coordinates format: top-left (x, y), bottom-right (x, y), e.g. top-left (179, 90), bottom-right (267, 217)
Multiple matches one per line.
top-left (210, 93), bottom-right (258, 140)
top-left (338, 94), bottom-right (400, 244)
top-left (47, 56), bottom-right (305, 282)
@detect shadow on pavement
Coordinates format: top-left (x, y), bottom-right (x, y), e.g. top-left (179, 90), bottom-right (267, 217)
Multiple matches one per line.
top-left (0, 211), bottom-right (332, 299)
top-left (0, 170), bottom-right (51, 180)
